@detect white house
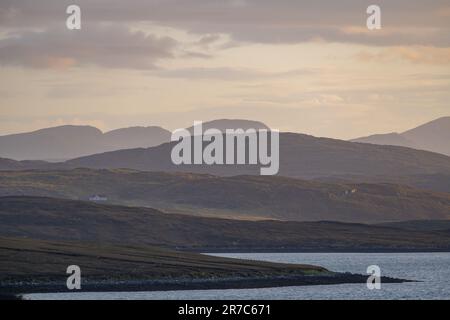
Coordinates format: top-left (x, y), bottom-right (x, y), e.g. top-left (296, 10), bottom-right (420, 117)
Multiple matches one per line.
top-left (89, 195), bottom-right (108, 202)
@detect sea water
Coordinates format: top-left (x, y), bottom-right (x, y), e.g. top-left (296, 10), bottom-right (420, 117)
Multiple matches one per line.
top-left (25, 252), bottom-right (450, 300)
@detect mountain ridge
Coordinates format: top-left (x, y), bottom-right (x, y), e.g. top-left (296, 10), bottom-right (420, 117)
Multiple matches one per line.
top-left (64, 132), bottom-right (450, 179)
top-left (0, 124), bottom-right (171, 161)
top-left (352, 116), bottom-right (450, 156)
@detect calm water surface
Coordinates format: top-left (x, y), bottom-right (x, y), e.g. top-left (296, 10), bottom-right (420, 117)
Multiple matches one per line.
top-left (26, 252), bottom-right (450, 300)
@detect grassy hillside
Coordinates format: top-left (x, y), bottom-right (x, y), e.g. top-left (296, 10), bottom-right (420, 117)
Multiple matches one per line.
top-left (0, 169), bottom-right (449, 223)
top-left (3, 236), bottom-right (352, 294)
top-left (316, 173), bottom-right (450, 194)
top-left (1, 196), bottom-right (450, 251)
top-left (376, 220), bottom-right (450, 232)
top-left (0, 158), bottom-right (59, 171)
top-left (0, 236), bottom-right (325, 282)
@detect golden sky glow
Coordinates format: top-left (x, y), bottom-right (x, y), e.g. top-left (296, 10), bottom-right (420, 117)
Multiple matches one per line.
top-left (1, 0), bottom-right (449, 139)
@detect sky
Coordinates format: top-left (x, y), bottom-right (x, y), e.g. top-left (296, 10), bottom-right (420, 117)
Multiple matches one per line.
top-left (0, 0), bottom-right (449, 139)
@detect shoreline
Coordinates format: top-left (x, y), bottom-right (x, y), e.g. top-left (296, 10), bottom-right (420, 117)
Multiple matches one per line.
top-left (193, 248), bottom-right (450, 254)
top-left (2, 273), bottom-right (411, 296)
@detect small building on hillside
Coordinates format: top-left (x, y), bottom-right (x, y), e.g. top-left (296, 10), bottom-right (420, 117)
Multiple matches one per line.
top-left (344, 189), bottom-right (358, 196)
top-left (89, 195), bottom-right (108, 202)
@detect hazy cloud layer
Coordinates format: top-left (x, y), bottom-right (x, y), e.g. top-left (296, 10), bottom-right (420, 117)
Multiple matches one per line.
top-left (0, 23), bottom-right (177, 69)
top-left (1, 0), bottom-right (449, 46)
top-left (0, 1), bottom-right (449, 139)
top-left (156, 67), bottom-right (317, 81)
top-left (1, 1), bottom-right (449, 69)
top-left (357, 46), bottom-right (450, 65)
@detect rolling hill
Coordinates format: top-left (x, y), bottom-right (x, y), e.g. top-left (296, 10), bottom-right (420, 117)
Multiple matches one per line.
top-left (352, 116), bottom-right (450, 156)
top-left (0, 169), bottom-right (449, 223)
top-left (1, 196), bottom-right (450, 251)
top-left (0, 158), bottom-right (55, 171)
top-left (315, 173), bottom-right (450, 194)
top-left (64, 132), bottom-right (450, 179)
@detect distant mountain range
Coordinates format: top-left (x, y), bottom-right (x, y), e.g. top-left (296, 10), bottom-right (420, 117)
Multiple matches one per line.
top-left (0, 125), bottom-right (171, 161)
top-left (1, 132), bottom-right (450, 183)
top-left (1, 169), bottom-right (449, 223)
top-left (1, 118), bottom-right (449, 183)
top-left (2, 116), bottom-right (448, 162)
top-left (1, 196), bottom-right (449, 251)
top-left (0, 119), bottom-right (268, 161)
top-left (351, 117), bottom-right (450, 156)
top-left (186, 119), bottom-right (269, 134)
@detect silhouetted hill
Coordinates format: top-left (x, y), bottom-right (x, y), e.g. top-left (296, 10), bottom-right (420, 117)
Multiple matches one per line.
top-left (102, 126), bottom-right (170, 150)
top-left (187, 119), bottom-right (269, 134)
top-left (0, 120), bottom-right (271, 161)
top-left (1, 169), bottom-right (449, 223)
top-left (0, 125), bottom-right (171, 161)
top-left (352, 117), bottom-right (450, 156)
top-left (0, 157), bottom-right (58, 171)
top-left (65, 132), bottom-right (450, 178)
top-left (352, 133), bottom-right (416, 148)
top-left (1, 196), bottom-right (449, 251)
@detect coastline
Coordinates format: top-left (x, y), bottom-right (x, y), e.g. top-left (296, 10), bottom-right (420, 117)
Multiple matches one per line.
top-left (191, 247), bottom-right (450, 254)
top-left (0, 238), bottom-right (414, 298)
top-left (2, 273), bottom-right (410, 296)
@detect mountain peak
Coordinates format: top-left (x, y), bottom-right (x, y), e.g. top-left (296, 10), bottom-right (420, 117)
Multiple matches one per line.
top-left (186, 119), bottom-right (269, 133)
top-left (352, 116), bottom-right (450, 156)
top-left (403, 116), bottom-right (450, 135)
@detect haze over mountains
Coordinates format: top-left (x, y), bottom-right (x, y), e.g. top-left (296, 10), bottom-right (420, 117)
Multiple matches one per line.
top-left (3, 132), bottom-right (449, 182)
top-left (0, 125), bottom-right (170, 161)
top-left (0, 117), bottom-right (449, 253)
top-left (186, 119), bottom-right (269, 134)
top-left (1, 117), bottom-right (448, 164)
top-left (352, 117), bottom-right (450, 156)
top-left (0, 119), bottom-right (269, 161)
top-left (1, 120), bottom-right (450, 187)
top-left (63, 132), bottom-right (450, 179)
top-left (1, 117), bottom-right (449, 209)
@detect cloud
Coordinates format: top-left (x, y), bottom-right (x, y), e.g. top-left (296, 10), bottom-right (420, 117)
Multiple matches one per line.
top-left (357, 46), bottom-right (450, 65)
top-left (0, 23), bottom-right (177, 69)
top-left (1, 0), bottom-right (450, 47)
top-left (195, 34), bottom-right (222, 48)
top-left (155, 67), bottom-right (316, 81)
